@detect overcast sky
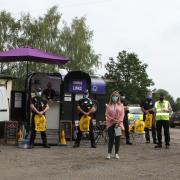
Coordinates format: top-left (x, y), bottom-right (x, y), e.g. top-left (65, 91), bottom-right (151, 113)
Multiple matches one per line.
top-left (1, 0), bottom-right (180, 98)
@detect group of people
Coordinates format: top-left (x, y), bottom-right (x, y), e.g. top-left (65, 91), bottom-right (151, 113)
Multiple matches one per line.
top-left (72, 90), bottom-right (172, 160)
top-left (29, 84), bottom-right (172, 159)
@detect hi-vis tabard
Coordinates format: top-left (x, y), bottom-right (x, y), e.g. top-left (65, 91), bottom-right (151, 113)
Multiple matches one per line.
top-left (155, 100), bottom-right (170, 121)
top-left (79, 115), bottom-right (91, 132)
top-left (34, 115), bottom-right (47, 132)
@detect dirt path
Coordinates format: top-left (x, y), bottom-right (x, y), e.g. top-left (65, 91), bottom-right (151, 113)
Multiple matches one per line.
top-left (0, 128), bottom-right (180, 180)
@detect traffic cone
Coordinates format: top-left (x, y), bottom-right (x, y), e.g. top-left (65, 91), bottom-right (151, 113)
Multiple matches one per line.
top-left (18, 128), bottom-right (23, 142)
top-left (59, 129), bottom-right (67, 146)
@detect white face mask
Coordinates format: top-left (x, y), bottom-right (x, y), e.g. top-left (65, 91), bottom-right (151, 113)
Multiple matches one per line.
top-left (36, 91), bottom-right (42, 97)
top-left (112, 96), bottom-right (119, 103)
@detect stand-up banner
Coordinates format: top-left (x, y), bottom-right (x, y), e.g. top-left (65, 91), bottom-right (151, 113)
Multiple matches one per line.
top-left (69, 80), bottom-right (86, 93)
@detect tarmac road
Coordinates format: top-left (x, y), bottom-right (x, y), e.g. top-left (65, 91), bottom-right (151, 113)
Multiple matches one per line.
top-left (0, 128), bottom-right (180, 180)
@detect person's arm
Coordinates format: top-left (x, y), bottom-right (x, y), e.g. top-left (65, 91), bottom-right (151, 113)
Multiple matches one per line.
top-left (42, 104), bottom-right (49, 114)
top-left (30, 104), bottom-right (41, 115)
top-left (115, 105), bottom-right (125, 128)
top-left (77, 105), bottom-right (88, 116)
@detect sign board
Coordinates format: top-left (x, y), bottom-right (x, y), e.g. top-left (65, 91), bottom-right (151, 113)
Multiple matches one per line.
top-left (69, 80), bottom-right (86, 93)
top-left (14, 92), bottom-right (22, 108)
top-left (5, 121), bottom-right (18, 139)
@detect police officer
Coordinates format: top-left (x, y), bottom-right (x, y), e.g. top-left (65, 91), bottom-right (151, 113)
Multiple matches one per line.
top-left (73, 90), bottom-right (96, 148)
top-left (140, 91), bottom-right (157, 144)
top-left (120, 92), bottom-right (132, 145)
top-left (154, 94), bottom-right (172, 149)
top-left (29, 87), bottom-right (50, 148)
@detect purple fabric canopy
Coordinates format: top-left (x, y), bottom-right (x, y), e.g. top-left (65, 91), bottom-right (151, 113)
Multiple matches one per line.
top-left (0, 47), bottom-right (69, 64)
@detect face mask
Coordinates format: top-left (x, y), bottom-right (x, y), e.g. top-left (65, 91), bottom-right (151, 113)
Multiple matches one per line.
top-left (36, 91), bottom-right (42, 97)
top-left (160, 97), bottom-right (164, 101)
top-left (112, 96), bottom-right (119, 102)
top-left (83, 94), bottom-right (89, 98)
top-left (147, 96), bottom-right (152, 100)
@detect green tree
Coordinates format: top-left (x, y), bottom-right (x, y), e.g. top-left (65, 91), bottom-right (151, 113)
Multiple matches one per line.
top-left (0, 7), bottom-right (101, 90)
top-left (105, 50), bottom-right (154, 103)
top-left (60, 17), bottom-right (101, 74)
top-left (174, 98), bottom-right (180, 112)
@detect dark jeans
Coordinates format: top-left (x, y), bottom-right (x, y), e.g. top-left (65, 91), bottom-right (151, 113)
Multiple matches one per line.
top-left (30, 115), bottom-right (48, 146)
top-left (74, 119), bottom-right (95, 146)
top-left (108, 124), bottom-right (120, 154)
top-left (144, 124), bottom-right (157, 143)
top-left (156, 120), bottom-right (170, 146)
top-left (123, 118), bottom-right (130, 142)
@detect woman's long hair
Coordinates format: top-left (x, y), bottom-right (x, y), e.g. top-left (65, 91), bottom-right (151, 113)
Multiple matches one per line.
top-left (108, 91), bottom-right (122, 105)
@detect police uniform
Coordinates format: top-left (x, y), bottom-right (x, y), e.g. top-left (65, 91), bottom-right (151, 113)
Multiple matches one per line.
top-left (121, 99), bottom-right (132, 144)
top-left (29, 96), bottom-right (49, 148)
top-left (73, 97), bottom-right (96, 148)
top-left (140, 98), bottom-right (157, 144)
top-left (155, 99), bottom-right (171, 148)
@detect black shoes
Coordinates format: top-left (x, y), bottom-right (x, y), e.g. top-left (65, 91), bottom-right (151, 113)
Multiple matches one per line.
top-left (154, 144), bottom-right (162, 148)
top-left (91, 145), bottom-right (96, 148)
top-left (73, 144), bottom-right (80, 148)
top-left (43, 144), bottom-right (51, 148)
top-left (126, 141), bottom-right (132, 145)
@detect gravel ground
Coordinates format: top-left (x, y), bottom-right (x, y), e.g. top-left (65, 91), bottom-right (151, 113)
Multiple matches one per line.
top-left (0, 128), bottom-right (180, 180)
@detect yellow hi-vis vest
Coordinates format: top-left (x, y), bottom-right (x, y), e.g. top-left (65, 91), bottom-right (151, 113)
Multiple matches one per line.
top-left (155, 100), bottom-right (170, 121)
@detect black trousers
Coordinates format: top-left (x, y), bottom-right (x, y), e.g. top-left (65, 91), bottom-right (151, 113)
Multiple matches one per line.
top-left (74, 119), bottom-right (95, 146)
top-left (144, 124), bottom-right (157, 143)
top-left (156, 120), bottom-right (170, 146)
top-left (123, 118), bottom-right (130, 142)
top-left (29, 115), bottom-right (48, 146)
top-left (108, 124), bottom-right (120, 154)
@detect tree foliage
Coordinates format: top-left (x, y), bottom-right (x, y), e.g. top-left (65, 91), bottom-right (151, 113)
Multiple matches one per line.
top-left (60, 17), bottom-right (101, 74)
top-left (0, 6), bottom-right (100, 90)
top-left (105, 50), bottom-right (154, 104)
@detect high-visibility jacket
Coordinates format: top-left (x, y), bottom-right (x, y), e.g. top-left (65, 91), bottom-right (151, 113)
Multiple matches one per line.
top-left (155, 100), bottom-right (170, 121)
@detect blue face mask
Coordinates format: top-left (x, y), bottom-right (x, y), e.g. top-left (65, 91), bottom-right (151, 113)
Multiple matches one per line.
top-left (146, 96), bottom-right (152, 100)
top-left (112, 96), bottom-right (119, 102)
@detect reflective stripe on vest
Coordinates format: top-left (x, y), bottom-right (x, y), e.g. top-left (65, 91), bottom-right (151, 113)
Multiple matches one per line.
top-left (155, 100), bottom-right (170, 121)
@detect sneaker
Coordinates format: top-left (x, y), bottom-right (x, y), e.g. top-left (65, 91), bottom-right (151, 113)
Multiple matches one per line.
top-left (146, 140), bottom-right (150, 144)
top-left (115, 154), bottom-right (119, 159)
top-left (165, 145), bottom-right (170, 149)
top-left (106, 154), bottom-right (111, 159)
top-left (154, 144), bottom-right (162, 148)
top-left (73, 144), bottom-right (79, 148)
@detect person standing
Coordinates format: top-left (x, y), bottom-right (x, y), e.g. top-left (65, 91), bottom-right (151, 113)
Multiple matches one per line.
top-left (29, 87), bottom-right (50, 148)
top-left (120, 92), bottom-right (132, 145)
top-left (154, 94), bottom-right (172, 149)
top-left (42, 82), bottom-right (56, 101)
top-left (105, 91), bottom-right (124, 159)
top-left (73, 90), bottom-right (96, 148)
top-left (140, 91), bottom-right (157, 144)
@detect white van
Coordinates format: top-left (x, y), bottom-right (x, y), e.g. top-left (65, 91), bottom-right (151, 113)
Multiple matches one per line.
top-left (0, 86), bottom-right (9, 121)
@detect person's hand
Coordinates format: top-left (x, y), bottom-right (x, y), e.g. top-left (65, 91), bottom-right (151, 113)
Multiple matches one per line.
top-left (145, 110), bottom-right (149, 114)
top-left (38, 111), bottom-right (44, 116)
top-left (84, 112), bottom-right (89, 116)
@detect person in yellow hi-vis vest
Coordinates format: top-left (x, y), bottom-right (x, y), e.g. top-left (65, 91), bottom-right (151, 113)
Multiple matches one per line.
top-left (155, 94), bottom-right (172, 149)
top-left (29, 87), bottom-right (50, 148)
